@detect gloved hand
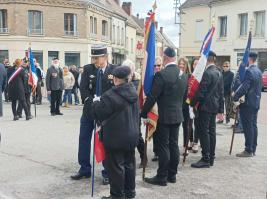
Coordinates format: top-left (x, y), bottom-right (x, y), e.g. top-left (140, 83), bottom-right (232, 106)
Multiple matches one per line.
top-left (93, 95), bottom-right (101, 102)
top-left (189, 107), bottom-right (195, 119)
top-left (239, 96), bottom-right (245, 104)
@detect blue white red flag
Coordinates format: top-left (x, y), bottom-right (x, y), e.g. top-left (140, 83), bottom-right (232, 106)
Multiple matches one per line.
top-left (28, 48), bottom-right (38, 91)
top-left (187, 26), bottom-right (215, 103)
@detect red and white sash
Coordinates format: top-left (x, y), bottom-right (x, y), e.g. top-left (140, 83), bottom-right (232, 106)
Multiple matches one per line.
top-left (8, 67), bottom-right (23, 84)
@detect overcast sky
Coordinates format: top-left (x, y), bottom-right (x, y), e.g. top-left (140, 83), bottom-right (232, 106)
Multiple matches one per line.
top-left (128, 0), bottom-right (186, 47)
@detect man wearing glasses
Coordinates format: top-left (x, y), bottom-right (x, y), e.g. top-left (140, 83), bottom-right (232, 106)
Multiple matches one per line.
top-left (219, 61), bottom-right (234, 124)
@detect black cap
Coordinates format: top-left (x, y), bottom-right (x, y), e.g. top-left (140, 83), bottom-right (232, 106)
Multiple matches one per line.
top-left (208, 50), bottom-right (216, 57)
top-left (249, 52), bottom-right (258, 59)
top-left (164, 47), bottom-right (176, 58)
top-left (112, 66), bottom-right (131, 79)
top-left (91, 44), bottom-right (107, 57)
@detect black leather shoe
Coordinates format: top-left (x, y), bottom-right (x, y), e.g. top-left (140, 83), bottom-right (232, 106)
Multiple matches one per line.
top-left (26, 115), bottom-right (33, 120)
top-left (70, 172), bottom-right (91, 180)
top-left (191, 158), bottom-right (210, 168)
top-left (18, 115), bottom-right (23, 118)
top-left (144, 176), bottom-right (167, 186)
top-left (51, 113), bottom-right (56, 116)
top-left (102, 177), bottom-right (109, 185)
top-left (13, 116), bottom-right (19, 121)
top-left (125, 190), bottom-right (136, 199)
top-left (151, 155), bottom-right (158, 162)
top-left (167, 176), bottom-right (176, 183)
top-left (55, 112), bottom-right (63, 115)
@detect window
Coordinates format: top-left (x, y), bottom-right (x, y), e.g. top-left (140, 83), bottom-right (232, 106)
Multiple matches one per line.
top-left (65, 52), bottom-right (80, 67)
top-left (48, 51), bottom-right (59, 67)
top-left (131, 38), bottom-right (134, 53)
top-left (102, 20), bottom-right (108, 37)
top-left (195, 19), bottom-right (205, 41)
top-left (121, 27), bottom-right (124, 45)
top-left (254, 11), bottom-right (265, 37)
top-left (0, 9), bottom-right (8, 33)
top-left (64, 13), bottom-right (78, 36)
top-left (0, 50), bottom-right (8, 63)
top-left (219, 16), bottom-right (227, 38)
top-left (112, 25), bottom-right (115, 44)
top-left (28, 10), bottom-right (43, 35)
top-left (117, 26), bottom-right (120, 45)
top-left (90, 16), bottom-right (97, 36)
top-left (32, 51), bottom-right (43, 69)
top-left (239, 13), bottom-right (248, 36)
top-left (126, 36), bottom-right (129, 50)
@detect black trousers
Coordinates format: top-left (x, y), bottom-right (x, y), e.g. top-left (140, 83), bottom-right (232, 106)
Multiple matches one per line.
top-left (198, 111), bottom-right (216, 161)
top-left (154, 122), bottom-right (180, 180)
top-left (18, 93), bottom-right (31, 116)
top-left (50, 90), bottom-right (62, 114)
top-left (136, 117), bottom-right (144, 161)
top-left (11, 99), bottom-right (29, 117)
top-left (106, 149), bottom-right (136, 199)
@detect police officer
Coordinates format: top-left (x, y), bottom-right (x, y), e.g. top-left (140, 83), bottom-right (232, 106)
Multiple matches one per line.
top-left (190, 51), bottom-right (224, 168)
top-left (71, 45), bottom-right (117, 185)
top-left (233, 52), bottom-right (262, 157)
top-left (140, 47), bottom-right (187, 186)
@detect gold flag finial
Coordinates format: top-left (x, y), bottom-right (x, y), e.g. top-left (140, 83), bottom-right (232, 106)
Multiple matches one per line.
top-left (153, 0), bottom-right (157, 12)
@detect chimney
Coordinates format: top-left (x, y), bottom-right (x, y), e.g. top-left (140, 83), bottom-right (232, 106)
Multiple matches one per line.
top-left (160, 27), bottom-right (163, 34)
top-left (155, 21), bottom-right (158, 30)
top-left (122, 2), bottom-right (132, 16)
top-left (114, 0), bottom-right (120, 5)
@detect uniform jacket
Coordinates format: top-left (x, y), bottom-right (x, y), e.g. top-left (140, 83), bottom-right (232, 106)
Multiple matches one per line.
top-left (233, 64), bottom-right (262, 110)
top-left (70, 69), bottom-right (79, 89)
top-left (45, 66), bottom-right (64, 91)
top-left (80, 63), bottom-right (117, 119)
top-left (7, 66), bottom-right (26, 101)
top-left (223, 70), bottom-right (234, 96)
top-left (191, 65), bottom-right (224, 114)
top-left (0, 64), bottom-right (7, 117)
top-left (21, 67), bottom-right (32, 94)
top-left (63, 72), bottom-right (75, 90)
top-left (141, 64), bottom-right (187, 124)
top-left (91, 83), bottom-right (139, 150)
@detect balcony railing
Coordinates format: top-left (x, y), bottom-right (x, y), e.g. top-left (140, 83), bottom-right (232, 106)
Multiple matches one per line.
top-left (0, 28), bottom-right (9, 34)
top-left (64, 30), bottom-right (79, 37)
top-left (27, 29), bottom-right (44, 36)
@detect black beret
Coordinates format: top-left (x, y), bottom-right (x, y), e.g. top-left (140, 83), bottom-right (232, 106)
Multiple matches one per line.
top-left (249, 52), bottom-right (258, 59)
top-left (91, 44), bottom-right (107, 57)
top-left (208, 50), bottom-right (216, 57)
top-left (112, 66), bottom-right (131, 79)
top-left (164, 47), bottom-right (176, 58)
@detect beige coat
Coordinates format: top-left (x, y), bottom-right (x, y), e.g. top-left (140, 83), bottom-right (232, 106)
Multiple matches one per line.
top-left (63, 72), bottom-right (75, 90)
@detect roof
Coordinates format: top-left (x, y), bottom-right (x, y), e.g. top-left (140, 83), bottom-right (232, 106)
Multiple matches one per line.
top-left (180, 0), bottom-right (232, 9)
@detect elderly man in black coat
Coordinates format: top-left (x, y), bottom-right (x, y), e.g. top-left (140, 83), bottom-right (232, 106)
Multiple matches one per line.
top-left (0, 63), bottom-right (7, 117)
top-left (141, 47), bottom-right (187, 186)
top-left (90, 66), bottom-right (139, 199)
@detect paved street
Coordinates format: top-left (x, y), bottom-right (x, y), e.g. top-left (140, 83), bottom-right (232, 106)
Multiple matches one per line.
top-left (0, 93), bottom-right (267, 199)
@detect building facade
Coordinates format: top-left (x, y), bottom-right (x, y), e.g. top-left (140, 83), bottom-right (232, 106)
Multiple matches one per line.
top-left (180, 0), bottom-right (267, 70)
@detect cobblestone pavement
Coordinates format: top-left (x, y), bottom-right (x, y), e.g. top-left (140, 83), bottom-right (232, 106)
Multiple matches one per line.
top-left (0, 93), bottom-right (267, 199)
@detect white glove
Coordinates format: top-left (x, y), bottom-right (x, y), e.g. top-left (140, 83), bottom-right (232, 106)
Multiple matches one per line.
top-left (93, 95), bottom-right (101, 102)
top-left (233, 101), bottom-right (240, 107)
top-left (189, 107), bottom-right (195, 119)
top-left (239, 96), bottom-right (245, 103)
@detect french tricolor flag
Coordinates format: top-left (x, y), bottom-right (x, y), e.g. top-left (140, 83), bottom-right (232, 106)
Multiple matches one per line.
top-left (187, 26), bottom-right (215, 104)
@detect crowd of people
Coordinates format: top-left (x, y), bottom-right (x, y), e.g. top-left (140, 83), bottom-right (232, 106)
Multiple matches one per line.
top-left (0, 44), bottom-right (263, 199)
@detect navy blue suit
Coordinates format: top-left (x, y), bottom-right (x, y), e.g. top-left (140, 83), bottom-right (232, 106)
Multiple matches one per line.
top-left (233, 64), bottom-right (262, 153)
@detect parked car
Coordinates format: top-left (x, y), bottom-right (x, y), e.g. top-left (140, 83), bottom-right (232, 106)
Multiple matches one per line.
top-left (262, 70), bottom-right (267, 92)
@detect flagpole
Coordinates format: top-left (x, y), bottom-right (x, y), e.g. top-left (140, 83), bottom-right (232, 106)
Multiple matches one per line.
top-left (91, 122), bottom-right (96, 197)
top-left (142, 124), bottom-right (149, 180)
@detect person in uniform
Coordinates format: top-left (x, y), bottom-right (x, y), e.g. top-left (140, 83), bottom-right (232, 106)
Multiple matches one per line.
top-left (89, 66), bottom-right (139, 199)
top-left (46, 58), bottom-right (64, 116)
top-left (190, 51), bottom-right (224, 168)
top-left (7, 59), bottom-right (31, 121)
top-left (233, 52), bottom-right (262, 157)
top-left (17, 58), bottom-right (33, 119)
top-left (71, 45), bottom-right (117, 185)
top-left (140, 47), bottom-right (187, 186)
